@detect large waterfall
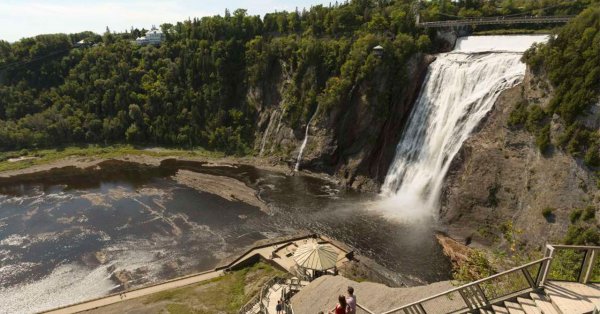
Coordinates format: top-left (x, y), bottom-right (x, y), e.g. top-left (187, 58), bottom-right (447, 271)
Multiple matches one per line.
top-left (379, 35), bottom-right (548, 220)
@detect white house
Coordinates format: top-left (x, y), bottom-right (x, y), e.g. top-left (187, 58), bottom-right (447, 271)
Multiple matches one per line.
top-left (135, 26), bottom-right (164, 46)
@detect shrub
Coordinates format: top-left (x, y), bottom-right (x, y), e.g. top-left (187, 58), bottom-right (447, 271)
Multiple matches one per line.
top-left (507, 100), bottom-right (528, 127)
top-left (536, 125), bottom-right (551, 153)
top-left (570, 209), bottom-right (583, 223)
top-left (565, 224), bottom-right (600, 245)
top-left (582, 205), bottom-right (596, 221)
top-left (584, 144), bottom-right (600, 167)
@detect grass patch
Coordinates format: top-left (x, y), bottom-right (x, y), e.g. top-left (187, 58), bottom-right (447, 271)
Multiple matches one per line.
top-left (140, 262), bottom-right (285, 313)
top-left (0, 145), bottom-right (225, 173)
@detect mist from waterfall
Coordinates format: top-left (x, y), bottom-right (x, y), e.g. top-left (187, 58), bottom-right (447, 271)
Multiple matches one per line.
top-left (378, 35), bottom-right (548, 221)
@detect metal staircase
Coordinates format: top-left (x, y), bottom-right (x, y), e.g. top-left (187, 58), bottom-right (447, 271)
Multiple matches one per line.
top-left (357, 244), bottom-right (600, 314)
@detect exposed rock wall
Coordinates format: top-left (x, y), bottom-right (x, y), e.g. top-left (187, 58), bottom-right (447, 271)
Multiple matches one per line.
top-left (440, 69), bottom-right (598, 249)
top-left (253, 54), bottom-right (434, 191)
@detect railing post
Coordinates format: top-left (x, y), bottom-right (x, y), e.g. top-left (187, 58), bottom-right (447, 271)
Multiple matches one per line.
top-left (474, 283), bottom-right (490, 307)
top-left (522, 268), bottom-right (536, 289)
top-left (581, 249), bottom-right (596, 284)
top-left (457, 288), bottom-right (473, 310)
top-left (539, 245), bottom-right (554, 286)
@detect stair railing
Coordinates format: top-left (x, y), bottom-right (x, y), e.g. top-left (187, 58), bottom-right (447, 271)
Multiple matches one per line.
top-left (544, 244), bottom-right (600, 284)
top-left (380, 244), bottom-right (600, 314)
top-left (381, 257), bottom-right (551, 314)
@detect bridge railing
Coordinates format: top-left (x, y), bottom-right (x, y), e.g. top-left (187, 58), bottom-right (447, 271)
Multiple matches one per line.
top-left (418, 15), bottom-right (574, 28)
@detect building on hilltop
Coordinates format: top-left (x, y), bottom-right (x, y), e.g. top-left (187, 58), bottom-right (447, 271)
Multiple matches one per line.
top-left (135, 25), bottom-right (164, 46)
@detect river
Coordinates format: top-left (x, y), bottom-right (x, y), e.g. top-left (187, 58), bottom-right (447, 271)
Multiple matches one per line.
top-left (0, 159), bottom-right (450, 313)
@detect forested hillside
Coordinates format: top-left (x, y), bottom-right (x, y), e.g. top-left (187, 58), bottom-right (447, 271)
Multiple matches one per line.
top-left (0, 0), bottom-right (595, 187)
top-left (0, 0), bottom-right (426, 154)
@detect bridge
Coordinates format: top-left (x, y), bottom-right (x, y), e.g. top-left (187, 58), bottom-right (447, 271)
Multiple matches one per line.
top-left (418, 15), bottom-right (575, 28)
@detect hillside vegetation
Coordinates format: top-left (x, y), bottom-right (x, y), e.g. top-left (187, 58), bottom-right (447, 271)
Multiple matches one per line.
top-left (0, 0), bottom-right (428, 155)
top-left (518, 6), bottom-right (600, 164)
top-left (1, 0), bottom-right (593, 158)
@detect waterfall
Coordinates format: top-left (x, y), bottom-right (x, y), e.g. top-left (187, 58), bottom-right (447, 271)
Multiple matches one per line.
top-left (294, 109), bottom-right (318, 172)
top-left (259, 110), bottom-right (279, 156)
top-left (379, 35), bottom-right (548, 219)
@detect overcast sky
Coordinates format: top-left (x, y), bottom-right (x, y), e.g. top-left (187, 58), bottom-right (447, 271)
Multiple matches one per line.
top-left (0, 0), bottom-right (332, 42)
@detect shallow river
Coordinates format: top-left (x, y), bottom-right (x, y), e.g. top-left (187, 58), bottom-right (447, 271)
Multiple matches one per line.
top-left (0, 159), bottom-right (451, 313)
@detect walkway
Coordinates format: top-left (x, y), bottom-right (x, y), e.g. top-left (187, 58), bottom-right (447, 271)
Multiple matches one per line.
top-left (42, 270), bottom-right (223, 314)
top-left (418, 15), bottom-right (574, 28)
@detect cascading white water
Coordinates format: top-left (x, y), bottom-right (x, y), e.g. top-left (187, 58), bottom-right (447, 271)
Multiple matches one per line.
top-left (379, 35), bottom-right (548, 220)
top-left (295, 109), bottom-right (318, 171)
top-left (259, 110), bottom-right (279, 156)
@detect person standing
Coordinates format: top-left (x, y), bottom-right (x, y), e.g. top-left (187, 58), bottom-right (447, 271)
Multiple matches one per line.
top-left (276, 300), bottom-right (283, 314)
top-left (346, 286), bottom-right (356, 314)
top-left (329, 295), bottom-right (347, 314)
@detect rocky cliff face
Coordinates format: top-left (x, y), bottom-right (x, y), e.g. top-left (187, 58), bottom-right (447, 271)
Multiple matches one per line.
top-left (252, 54), bottom-right (433, 191)
top-left (440, 69), bottom-right (598, 249)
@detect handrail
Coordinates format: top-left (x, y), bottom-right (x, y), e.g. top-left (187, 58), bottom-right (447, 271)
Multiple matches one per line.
top-left (381, 257), bottom-right (551, 314)
top-left (357, 303), bottom-right (376, 314)
top-left (381, 244), bottom-right (600, 314)
top-left (550, 244), bottom-right (600, 249)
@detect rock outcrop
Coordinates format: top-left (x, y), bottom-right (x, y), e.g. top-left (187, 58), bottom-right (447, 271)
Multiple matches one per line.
top-left (440, 69), bottom-right (598, 249)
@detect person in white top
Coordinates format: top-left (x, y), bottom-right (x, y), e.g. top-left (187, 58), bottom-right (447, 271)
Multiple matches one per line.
top-left (346, 286), bottom-right (356, 314)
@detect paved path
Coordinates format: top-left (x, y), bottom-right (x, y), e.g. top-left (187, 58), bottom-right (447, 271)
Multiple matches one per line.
top-left (42, 270), bottom-right (223, 314)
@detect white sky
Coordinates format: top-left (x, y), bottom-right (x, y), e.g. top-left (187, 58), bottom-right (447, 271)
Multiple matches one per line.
top-left (0, 0), bottom-right (333, 42)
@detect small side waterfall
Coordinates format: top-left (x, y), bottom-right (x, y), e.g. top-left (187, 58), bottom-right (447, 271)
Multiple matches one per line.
top-left (259, 110), bottom-right (279, 156)
top-left (379, 35), bottom-right (548, 220)
top-left (294, 109), bottom-right (318, 172)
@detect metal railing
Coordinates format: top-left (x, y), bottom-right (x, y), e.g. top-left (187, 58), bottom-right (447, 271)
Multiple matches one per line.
top-left (238, 293), bottom-right (261, 314)
top-left (380, 244), bottom-right (600, 314)
top-left (239, 276), bottom-right (297, 314)
top-left (381, 258), bottom-right (549, 314)
top-left (418, 15), bottom-right (574, 28)
top-left (545, 244), bottom-right (600, 284)
top-left (357, 303), bottom-right (376, 314)
top-left (247, 244), bottom-right (599, 314)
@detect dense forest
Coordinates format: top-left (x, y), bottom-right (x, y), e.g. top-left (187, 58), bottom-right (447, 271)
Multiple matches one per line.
top-left (0, 0), bottom-right (595, 155)
top-left (0, 0), bottom-right (426, 154)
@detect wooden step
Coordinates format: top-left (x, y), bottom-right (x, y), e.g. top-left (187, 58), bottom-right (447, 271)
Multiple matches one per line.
top-left (545, 281), bottom-right (600, 314)
top-left (516, 297), bottom-right (542, 314)
top-left (492, 305), bottom-right (510, 314)
top-left (530, 293), bottom-right (560, 314)
top-left (479, 309), bottom-right (495, 314)
top-left (504, 301), bottom-right (526, 314)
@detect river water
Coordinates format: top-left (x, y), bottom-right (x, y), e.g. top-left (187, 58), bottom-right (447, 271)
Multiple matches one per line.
top-left (0, 160), bottom-right (450, 313)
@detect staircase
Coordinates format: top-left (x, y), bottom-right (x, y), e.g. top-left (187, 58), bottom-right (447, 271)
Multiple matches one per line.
top-left (476, 293), bottom-right (560, 314)
top-left (369, 244), bottom-right (600, 314)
